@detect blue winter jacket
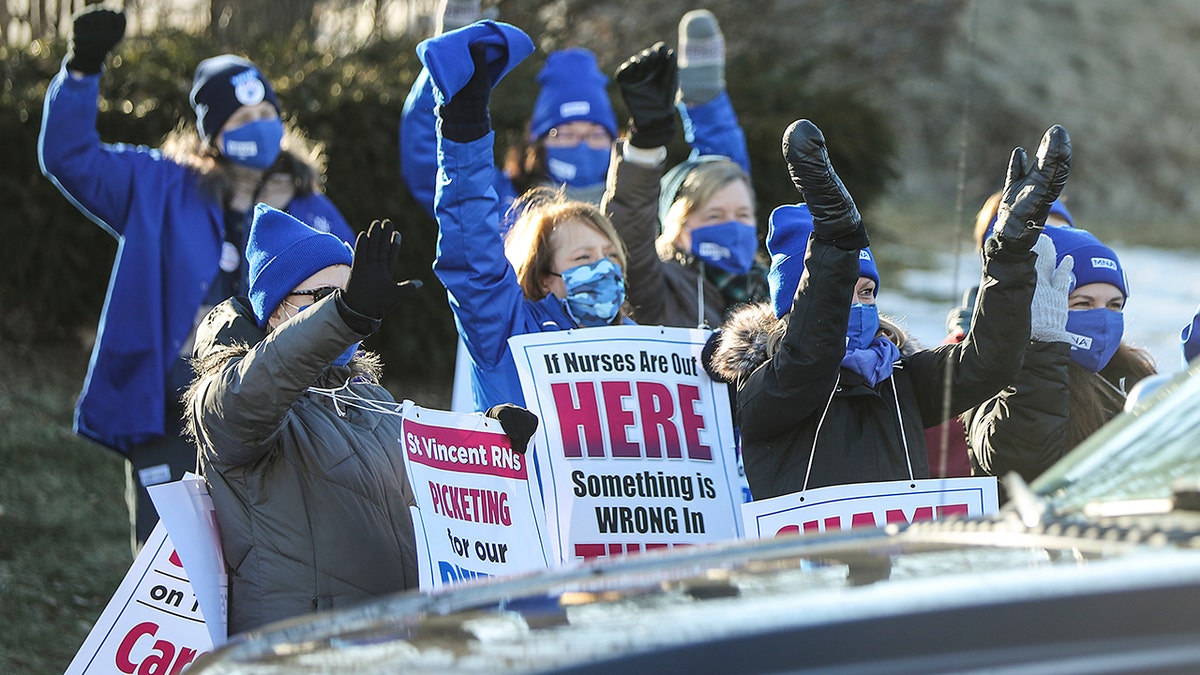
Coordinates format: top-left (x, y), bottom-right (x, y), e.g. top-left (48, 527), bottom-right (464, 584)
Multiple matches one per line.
top-left (435, 131), bottom-right (641, 412)
top-left (38, 67), bottom-right (353, 455)
top-left (401, 71), bottom-right (750, 220)
top-left (401, 69), bottom-right (518, 222)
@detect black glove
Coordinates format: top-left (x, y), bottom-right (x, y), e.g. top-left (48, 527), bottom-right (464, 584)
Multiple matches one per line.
top-left (66, 7), bottom-right (126, 75)
top-left (782, 119), bottom-right (869, 250)
top-left (486, 404), bottom-right (538, 454)
top-left (340, 220), bottom-right (421, 326)
top-left (993, 125), bottom-right (1071, 254)
top-left (615, 42), bottom-right (679, 149)
top-left (439, 43), bottom-right (493, 143)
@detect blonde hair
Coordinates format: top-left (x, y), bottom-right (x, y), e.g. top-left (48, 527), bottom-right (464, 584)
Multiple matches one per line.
top-left (504, 187), bottom-right (629, 301)
top-left (657, 159), bottom-right (754, 258)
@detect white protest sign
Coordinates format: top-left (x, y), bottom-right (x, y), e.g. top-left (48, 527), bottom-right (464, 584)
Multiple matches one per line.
top-left (147, 473), bottom-right (227, 646)
top-left (65, 521), bottom-right (212, 675)
top-left (510, 325), bottom-right (744, 565)
top-left (400, 402), bottom-right (552, 589)
top-left (741, 477), bottom-right (999, 539)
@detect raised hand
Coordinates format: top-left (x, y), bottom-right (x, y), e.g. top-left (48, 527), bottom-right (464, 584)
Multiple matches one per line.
top-left (782, 119), bottom-right (868, 250)
top-left (1028, 234), bottom-right (1073, 343)
top-left (342, 220), bottom-right (422, 320)
top-left (994, 125), bottom-right (1071, 254)
top-left (615, 42), bottom-right (679, 149)
top-left (67, 7), bottom-right (126, 75)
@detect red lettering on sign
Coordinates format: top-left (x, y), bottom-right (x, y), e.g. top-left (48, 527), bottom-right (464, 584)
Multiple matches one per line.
top-left (115, 621), bottom-right (205, 675)
top-left (637, 381), bottom-right (678, 458)
top-left (602, 381), bottom-right (639, 458)
top-left (678, 384), bottom-right (712, 460)
top-left (554, 380), bottom-right (713, 461)
top-left (552, 382), bottom-right (604, 458)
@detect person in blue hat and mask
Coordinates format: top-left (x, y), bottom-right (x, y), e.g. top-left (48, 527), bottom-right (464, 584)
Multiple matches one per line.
top-left (38, 7), bottom-right (354, 552)
top-left (602, 14), bottom-right (762, 331)
top-left (965, 225), bottom-right (1157, 484)
top-left (418, 23), bottom-right (640, 412)
top-left (710, 119), bottom-right (1069, 500)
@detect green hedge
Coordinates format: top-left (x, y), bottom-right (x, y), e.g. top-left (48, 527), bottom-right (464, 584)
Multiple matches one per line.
top-left (1, 29), bottom-right (895, 385)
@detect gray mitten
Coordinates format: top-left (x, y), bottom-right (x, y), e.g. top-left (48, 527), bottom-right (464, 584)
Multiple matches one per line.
top-left (436, 0), bottom-right (480, 34)
top-left (1029, 234), bottom-right (1073, 343)
top-left (677, 9), bottom-right (724, 105)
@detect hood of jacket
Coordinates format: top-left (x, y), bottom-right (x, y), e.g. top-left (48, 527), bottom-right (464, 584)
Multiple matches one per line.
top-left (710, 301), bottom-right (921, 384)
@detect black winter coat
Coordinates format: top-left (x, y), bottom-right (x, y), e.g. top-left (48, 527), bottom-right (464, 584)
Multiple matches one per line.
top-left (711, 237), bottom-right (1036, 500)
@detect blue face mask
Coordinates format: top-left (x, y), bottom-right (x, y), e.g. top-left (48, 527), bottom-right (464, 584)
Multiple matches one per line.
top-left (560, 258), bottom-right (625, 327)
top-left (1066, 308), bottom-right (1124, 372)
top-left (545, 145), bottom-right (610, 188)
top-left (690, 221), bottom-right (758, 275)
top-left (221, 118), bottom-right (284, 170)
top-left (846, 303), bottom-right (880, 351)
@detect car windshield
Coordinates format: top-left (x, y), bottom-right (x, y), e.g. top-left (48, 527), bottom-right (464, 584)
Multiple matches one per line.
top-left (1033, 361), bottom-right (1200, 513)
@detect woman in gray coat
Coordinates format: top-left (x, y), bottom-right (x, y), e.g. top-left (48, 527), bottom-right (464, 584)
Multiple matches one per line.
top-left (186, 205), bottom-right (535, 633)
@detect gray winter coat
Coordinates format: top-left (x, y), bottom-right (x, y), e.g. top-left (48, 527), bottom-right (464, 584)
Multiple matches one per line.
top-left (710, 237), bottom-right (1036, 500)
top-left (187, 296), bottom-right (418, 635)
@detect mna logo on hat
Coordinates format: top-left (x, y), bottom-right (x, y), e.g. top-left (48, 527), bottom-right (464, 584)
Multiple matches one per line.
top-left (231, 70), bottom-right (267, 106)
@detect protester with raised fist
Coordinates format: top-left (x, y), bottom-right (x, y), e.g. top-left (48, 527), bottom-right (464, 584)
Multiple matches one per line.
top-left (38, 6), bottom-right (354, 553)
top-left (709, 120), bottom-right (1068, 500)
top-left (420, 26), bottom-right (641, 411)
top-left (603, 26), bottom-right (763, 331)
top-left (964, 224), bottom-right (1156, 484)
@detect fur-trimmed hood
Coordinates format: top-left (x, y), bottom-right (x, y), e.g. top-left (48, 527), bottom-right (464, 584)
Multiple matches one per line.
top-left (710, 301), bottom-right (921, 384)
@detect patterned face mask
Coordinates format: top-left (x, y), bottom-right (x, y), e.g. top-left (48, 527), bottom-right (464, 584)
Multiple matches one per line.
top-left (558, 258), bottom-right (625, 327)
top-left (221, 118), bottom-right (283, 170)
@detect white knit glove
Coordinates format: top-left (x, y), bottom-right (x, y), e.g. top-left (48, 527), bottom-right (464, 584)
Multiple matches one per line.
top-left (1029, 234), bottom-right (1073, 343)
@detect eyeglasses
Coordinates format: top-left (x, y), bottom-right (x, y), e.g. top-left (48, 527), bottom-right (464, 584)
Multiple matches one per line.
top-left (545, 126), bottom-right (612, 149)
top-left (288, 286), bottom-right (340, 302)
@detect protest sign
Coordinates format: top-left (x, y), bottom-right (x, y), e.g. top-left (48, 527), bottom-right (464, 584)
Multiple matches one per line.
top-left (65, 522), bottom-right (212, 675)
top-left (401, 402), bottom-right (552, 589)
top-left (741, 477), bottom-right (999, 539)
top-left (510, 325), bottom-right (744, 565)
top-left (147, 473), bottom-right (227, 646)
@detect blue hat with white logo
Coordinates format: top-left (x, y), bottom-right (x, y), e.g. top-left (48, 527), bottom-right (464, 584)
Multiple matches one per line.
top-left (190, 54), bottom-right (279, 145)
top-left (1043, 226), bottom-right (1128, 297)
top-left (246, 204), bottom-right (353, 327)
top-left (529, 48), bottom-right (618, 141)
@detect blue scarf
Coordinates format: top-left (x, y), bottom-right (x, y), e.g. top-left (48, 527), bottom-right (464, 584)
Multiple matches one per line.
top-left (841, 337), bottom-right (901, 387)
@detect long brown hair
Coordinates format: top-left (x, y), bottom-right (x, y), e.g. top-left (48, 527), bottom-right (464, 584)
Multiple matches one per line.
top-left (1067, 343), bottom-right (1157, 446)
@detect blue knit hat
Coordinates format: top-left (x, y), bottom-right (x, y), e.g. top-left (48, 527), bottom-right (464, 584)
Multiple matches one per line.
top-left (246, 204), bottom-right (353, 327)
top-left (767, 204), bottom-right (879, 318)
top-left (765, 204), bottom-right (816, 319)
top-left (1043, 226), bottom-right (1128, 298)
top-left (190, 55), bottom-right (279, 145)
top-left (416, 20), bottom-right (534, 103)
top-left (529, 48), bottom-right (618, 141)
